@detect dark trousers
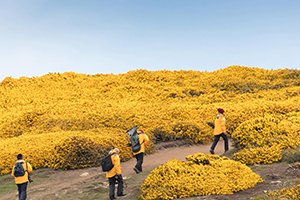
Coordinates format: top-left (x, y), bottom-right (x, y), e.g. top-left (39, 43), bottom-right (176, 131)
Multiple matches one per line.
top-left (135, 153), bottom-right (144, 172)
top-left (108, 175), bottom-right (124, 200)
top-left (211, 133), bottom-right (229, 152)
top-left (17, 182), bottom-right (28, 200)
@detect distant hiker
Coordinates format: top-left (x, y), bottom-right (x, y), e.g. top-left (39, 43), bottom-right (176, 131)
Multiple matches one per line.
top-left (210, 108), bottom-right (229, 154)
top-left (11, 154), bottom-right (33, 200)
top-left (106, 148), bottom-right (126, 200)
top-left (132, 129), bottom-right (149, 174)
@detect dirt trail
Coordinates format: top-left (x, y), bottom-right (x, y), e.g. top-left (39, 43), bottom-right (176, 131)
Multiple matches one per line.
top-left (1, 140), bottom-right (233, 200)
top-left (122, 139), bottom-right (233, 178)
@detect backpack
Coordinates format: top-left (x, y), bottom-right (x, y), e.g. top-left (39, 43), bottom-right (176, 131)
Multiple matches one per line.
top-left (101, 153), bottom-right (116, 172)
top-left (14, 162), bottom-right (25, 177)
top-left (127, 126), bottom-right (141, 153)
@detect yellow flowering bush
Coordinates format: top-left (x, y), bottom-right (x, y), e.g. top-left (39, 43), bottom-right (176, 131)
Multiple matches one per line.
top-left (0, 130), bottom-right (133, 174)
top-left (1, 66), bottom-right (300, 173)
top-left (231, 112), bottom-right (300, 165)
top-left (232, 144), bottom-right (283, 165)
top-left (231, 115), bottom-right (284, 149)
top-left (265, 184), bottom-right (300, 199)
top-left (50, 135), bottom-right (111, 170)
top-left (139, 153), bottom-right (263, 200)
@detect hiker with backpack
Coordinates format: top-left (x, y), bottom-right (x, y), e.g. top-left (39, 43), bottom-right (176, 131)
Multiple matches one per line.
top-left (209, 108), bottom-right (229, 154)
top-left (130, 129), bottom-right (149, 174)
top-left (105, 148), bottom-right (126, 200)
top-left (11, 154), bottom-right (33, 200)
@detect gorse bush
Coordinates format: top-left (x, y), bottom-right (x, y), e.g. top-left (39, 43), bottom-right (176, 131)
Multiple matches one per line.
top-left (232, 144), bottom-right (283, 165)
top-left (51, 136), bottom-right (106, 170)
top-left (0, 130), bottom-right (133, 174)
top-left (139, 153), bottom-right (263, 200)
top-left (231, 112), bottom-right (300, 165)
top-left (1, 66), bottom-right (300, 173)
top-left (264, 184), bottom-right (300, 199)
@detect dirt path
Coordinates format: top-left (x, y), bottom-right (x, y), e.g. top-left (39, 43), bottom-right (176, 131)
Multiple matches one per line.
top-left (2, 139), bottom-right (299, 200)
top-left (122, 139), bottom-right (233, 178)
top-left (1, 140), bottom-right (235, 200)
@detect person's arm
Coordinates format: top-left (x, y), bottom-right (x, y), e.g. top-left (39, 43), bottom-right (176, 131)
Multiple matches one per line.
top-left (144, 134), bottom-right (149, 146)
top-left (11, 166), bottom-right (15, 177)
top-left (114, 155), bottom-right (121, 175)
top-left (26, 162), bottom-right (33, 173)
top-left (221, 118), bottom-right (226, 133)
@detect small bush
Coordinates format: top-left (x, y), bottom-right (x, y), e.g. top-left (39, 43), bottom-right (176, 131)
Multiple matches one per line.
top-left (282, 147), bottom-right (300, 164)
top-left (266, 184), bottom-right (300, 199)
top-left (139, 153), bottom-right (263, 200)
top-left (232, 144), bottom-right (283, 165)
top-left (50, 136), bottom-right (107, 170)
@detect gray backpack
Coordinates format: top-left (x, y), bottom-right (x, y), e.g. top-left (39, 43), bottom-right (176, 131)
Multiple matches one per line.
top-left (127, 126), bottom-right (141, 153)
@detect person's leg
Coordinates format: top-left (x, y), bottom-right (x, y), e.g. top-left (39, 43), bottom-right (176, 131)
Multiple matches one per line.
top-left (210, 135), bottom-right (221, 153)
top-left (135, 154), bottom-right (139, 167)
top-left (108, 177), bottom-right (116, 200)
top-left (221, 133), bottom-right (229, 152)
top-left (19, 182), bottom-right (28, 200)
top-left (136, 153), bottom-right (144, 172)
top-left (134, 153), bottom-right (143, 173)
top-left (17, 184), bottom-right (22, 200)
top-left (116, 175), bottom-right (125, 196)
top-left (133, 155), bottom-right (139, 173)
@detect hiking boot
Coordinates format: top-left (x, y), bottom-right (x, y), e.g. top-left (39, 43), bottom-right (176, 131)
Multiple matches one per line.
top-left (133, 167), bottom-right (140, 174)
top-left (117, 193), bottom-right (127, 197)
top-left (209, 149), bottom-right (215, 154)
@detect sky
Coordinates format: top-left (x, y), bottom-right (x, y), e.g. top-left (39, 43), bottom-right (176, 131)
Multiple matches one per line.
top-left (0, 0), bottom-right (300, 82)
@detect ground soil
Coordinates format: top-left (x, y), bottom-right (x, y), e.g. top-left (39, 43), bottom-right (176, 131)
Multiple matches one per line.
top-left (1, 139), bottom-right (300, 200)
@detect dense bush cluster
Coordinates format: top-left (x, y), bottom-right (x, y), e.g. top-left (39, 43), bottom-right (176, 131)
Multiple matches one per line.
top-left (0, 130), bottom-right (134, 174)
top-left (139, 153), bottom-right (263, 200)
top-left (231, 112), bottom-right (300, 164)
top-left (1, 66), bottom-right (300, 173)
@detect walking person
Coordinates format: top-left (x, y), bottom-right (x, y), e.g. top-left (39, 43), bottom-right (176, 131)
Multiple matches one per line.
top-left (210, 108), bottom-right (229, 154)
top-left (106, 148), bottom-right (126, 200)
top-left (11, 154), bottom-right (33, 200)
top-left (133, 129), bottom-right (149, 174)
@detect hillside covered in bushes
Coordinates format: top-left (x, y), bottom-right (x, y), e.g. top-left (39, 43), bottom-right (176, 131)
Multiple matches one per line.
top-left (1, 65), bottom-right (300, 175)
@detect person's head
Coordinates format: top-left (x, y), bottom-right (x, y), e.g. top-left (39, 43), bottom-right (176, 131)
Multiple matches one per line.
top-left (114, 148), bottom-right (120, 154)
top-left (217, 108), bottom-right (225, 114)
top-left (17, 154), bottom-right (23, 160)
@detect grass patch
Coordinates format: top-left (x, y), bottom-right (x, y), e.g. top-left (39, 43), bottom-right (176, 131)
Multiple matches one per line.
top-left (0, 173), bottom-right (16, 196)
top-left (33, 185), bottom-right (109, 200)
top-left (0, 180), bottom-right (16, 197)
top-left (120, 170), bottom-right (152, 200)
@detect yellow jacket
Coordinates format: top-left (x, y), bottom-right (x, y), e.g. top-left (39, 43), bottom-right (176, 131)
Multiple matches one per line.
top-left (214, 114), bottom-right (226, 135)
top-left (11, 160), bottom-right (33, 184)
top-left (133, 133), bottom-right (149, 156)
top-left (106, 150), bottom-right (121, 178)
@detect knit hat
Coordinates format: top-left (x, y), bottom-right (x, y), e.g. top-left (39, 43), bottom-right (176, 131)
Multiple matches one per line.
top-left (217, 108), bottom-right (224, 114)
top-left (138, 129), bottom-right (144, 133)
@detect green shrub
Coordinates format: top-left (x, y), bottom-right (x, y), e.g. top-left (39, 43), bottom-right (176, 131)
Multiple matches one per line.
top-left (282, 147), bottom-right (300, 164)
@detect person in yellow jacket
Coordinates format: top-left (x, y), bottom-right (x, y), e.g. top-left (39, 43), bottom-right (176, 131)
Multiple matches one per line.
top-left (11, 154), bottom-right (33, 200)
top-left (133, 129), bottom-right (149, 174)
top-left (106, 148), bottom-right (126, 200)
top-left (210, 108), bottom-right (229, 154)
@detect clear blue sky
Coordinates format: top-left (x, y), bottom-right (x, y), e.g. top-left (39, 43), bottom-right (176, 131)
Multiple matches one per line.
top-left (0, 0), bottom-right (299, 81)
